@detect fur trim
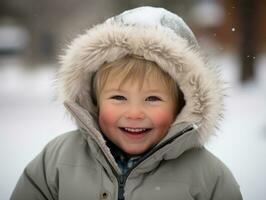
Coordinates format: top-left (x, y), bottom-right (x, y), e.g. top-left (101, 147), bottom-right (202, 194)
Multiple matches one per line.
top-left (57, 18), bottom-right (224, 144)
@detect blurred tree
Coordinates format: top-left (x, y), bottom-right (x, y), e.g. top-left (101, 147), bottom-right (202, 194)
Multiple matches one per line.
top-left (239, 0), bottom-right (257, 83)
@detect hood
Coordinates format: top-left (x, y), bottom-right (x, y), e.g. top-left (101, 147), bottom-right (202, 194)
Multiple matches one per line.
top-left (57, 6), bottom-right (224, 145)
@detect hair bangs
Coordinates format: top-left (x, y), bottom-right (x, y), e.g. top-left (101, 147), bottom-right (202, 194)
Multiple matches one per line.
top-left (94, 55), bottom-right (181, 112)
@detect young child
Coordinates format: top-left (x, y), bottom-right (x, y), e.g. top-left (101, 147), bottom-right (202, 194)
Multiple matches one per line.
top-left (11, 6), bottom-right (242, 200)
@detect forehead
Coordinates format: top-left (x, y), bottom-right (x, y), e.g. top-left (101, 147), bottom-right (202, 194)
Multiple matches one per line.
top-left (103, 74), bottom-right (169, 92)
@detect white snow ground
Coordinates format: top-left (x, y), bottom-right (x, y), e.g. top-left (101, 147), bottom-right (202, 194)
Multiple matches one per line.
top-left (0, 53), bottom-right (265, 199)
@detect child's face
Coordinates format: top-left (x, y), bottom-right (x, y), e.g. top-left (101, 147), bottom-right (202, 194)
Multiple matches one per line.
top-left (98, 76), bottom-right (176, 155)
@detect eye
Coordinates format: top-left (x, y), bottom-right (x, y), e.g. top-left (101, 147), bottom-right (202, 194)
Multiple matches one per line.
top-left (110, 95), bottom-right (127, 101)
top-left (145, 96), bottom-right (162, 102)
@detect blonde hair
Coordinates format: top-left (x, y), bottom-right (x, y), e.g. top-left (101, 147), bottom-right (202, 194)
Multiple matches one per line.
top-left (93, 55), bottom-right (184, 114)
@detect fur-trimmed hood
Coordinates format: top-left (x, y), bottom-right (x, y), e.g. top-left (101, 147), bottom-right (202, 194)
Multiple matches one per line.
top-left (57, 6), bottom-right (224, 146)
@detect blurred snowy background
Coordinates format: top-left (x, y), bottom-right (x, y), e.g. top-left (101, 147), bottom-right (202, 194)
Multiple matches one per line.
top-left (1, 0), bottom-right (266, 199)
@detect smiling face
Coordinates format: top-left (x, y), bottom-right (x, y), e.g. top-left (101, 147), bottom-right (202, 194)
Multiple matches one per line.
top-left (98, 76), bottom-right (176, 155)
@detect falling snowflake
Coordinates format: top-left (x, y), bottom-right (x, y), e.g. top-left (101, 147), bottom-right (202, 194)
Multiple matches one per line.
top-left (232, 27), bottom-right (236, 32)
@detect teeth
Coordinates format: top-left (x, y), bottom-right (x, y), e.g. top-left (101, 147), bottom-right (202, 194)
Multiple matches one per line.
top-left (124, 127), bottom-right (147, 133)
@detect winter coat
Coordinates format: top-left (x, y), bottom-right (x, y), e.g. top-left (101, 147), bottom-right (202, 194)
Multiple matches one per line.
top-left (11, 6), bottom-right (242, 200)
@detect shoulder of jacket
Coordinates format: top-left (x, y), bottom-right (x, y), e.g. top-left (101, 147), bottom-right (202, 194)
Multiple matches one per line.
top-left (42, 129), bottom-right (90, 166)
top-left (45, 129), bottom-right (83, 148)
top-left (44, 130), bottom-right (81, 152)
top-left (190, 149), bottom-right (242, 198)
top-left (183, 148), bottom-right (239, 186)
top-left (173, 147), bottom-right (241, 198)
top-left (194, 148), bottom-right (233, 176)
top-left (180, 147), bottom-right (228, 168)
top-left (174, 147), bottom-right (236, 182)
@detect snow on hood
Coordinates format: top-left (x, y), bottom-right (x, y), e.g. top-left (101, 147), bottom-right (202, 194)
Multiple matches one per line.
top-left (57, 6), bottom-right (224, 144)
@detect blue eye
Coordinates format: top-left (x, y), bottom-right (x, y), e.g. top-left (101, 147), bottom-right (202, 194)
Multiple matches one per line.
top-left (110, 95), bottom-right (126, 101)
top-left (145, 96), bottom-right (162, 101)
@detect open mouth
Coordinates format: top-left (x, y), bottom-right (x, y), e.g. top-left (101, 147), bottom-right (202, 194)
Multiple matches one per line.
top-left (119, 127), bottom-right (152, 134)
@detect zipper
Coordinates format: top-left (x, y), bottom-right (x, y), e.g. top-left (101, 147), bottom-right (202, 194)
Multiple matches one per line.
top-left (118, 174), bottom-right (127, 200)
top-left (116, 123), bottom-right (196, 200)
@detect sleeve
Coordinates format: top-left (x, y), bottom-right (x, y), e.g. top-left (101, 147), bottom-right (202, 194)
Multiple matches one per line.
top-left (210, 162), bottom-right (243, 200)
top-left (10, 148), bottom-right (58, 200)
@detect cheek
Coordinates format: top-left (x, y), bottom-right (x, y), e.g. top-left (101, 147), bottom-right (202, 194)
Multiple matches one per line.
top-left (99, 105), bottom-right (117, 128)
top-left (151, 109), bottom-right (174, 128)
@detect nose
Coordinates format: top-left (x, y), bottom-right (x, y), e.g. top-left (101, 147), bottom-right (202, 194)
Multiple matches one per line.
top-left (124, 105), bottom-right (145, 120)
